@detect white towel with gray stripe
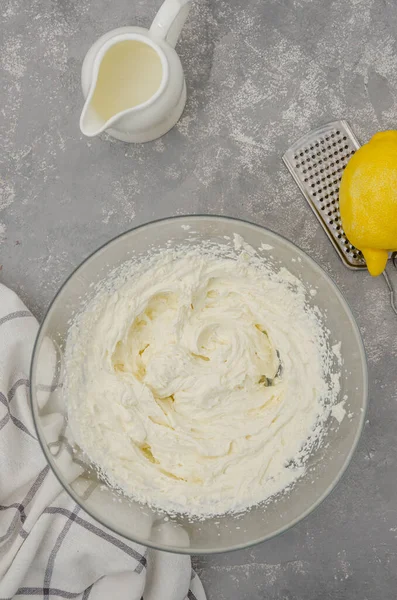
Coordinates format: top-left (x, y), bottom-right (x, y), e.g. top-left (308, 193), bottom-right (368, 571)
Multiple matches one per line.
top-left (0, 283), bottom-right (206, 600)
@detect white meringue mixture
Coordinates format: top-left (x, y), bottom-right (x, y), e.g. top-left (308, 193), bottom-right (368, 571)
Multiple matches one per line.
top-left (65, 240), bottom-right (340, 516)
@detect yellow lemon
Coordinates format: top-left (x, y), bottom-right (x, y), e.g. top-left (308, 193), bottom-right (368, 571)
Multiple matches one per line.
top-left (339, 130), bottom-right (397, 276)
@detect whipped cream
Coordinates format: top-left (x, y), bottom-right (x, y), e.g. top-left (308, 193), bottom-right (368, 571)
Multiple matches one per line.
top-left (65, 242), bottom-right (338, 516)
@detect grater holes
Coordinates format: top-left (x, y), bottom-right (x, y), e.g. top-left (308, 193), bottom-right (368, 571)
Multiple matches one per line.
top-left (286, 126), bottom-right (363, 267)
top-left (286, 127), bottom-right (365, 268)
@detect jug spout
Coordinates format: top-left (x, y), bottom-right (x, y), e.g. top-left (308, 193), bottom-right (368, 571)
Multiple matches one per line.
top-left (80, 98), bottom-right (109, 137)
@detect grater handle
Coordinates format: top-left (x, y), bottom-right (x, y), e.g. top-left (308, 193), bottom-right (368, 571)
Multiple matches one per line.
top-left (382, 252), bottom-right (397, 316)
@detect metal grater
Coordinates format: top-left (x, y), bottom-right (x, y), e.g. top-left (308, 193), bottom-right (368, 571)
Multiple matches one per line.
top-left (283, 120), bottom-right (365, 270)
top-left (283, 120), bottom-right (397, 315)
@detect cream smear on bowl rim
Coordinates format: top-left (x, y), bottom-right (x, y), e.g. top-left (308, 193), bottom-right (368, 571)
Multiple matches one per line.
top-left (64, 234), bottom-right (343, 518)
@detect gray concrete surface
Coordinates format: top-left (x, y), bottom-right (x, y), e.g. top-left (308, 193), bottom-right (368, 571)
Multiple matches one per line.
top-left (1, 0), bottom-right (397, 598)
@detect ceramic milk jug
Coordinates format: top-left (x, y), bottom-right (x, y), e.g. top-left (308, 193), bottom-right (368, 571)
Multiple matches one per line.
top-left (80, 0), bottom-right (191, 143)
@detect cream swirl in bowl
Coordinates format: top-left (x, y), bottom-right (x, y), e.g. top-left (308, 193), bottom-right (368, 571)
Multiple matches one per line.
top-left (65, 245), bottom-right (335, 517)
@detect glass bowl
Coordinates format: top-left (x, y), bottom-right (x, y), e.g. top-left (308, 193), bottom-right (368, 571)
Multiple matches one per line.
top-left (30, 216), bottom-right (367, 554)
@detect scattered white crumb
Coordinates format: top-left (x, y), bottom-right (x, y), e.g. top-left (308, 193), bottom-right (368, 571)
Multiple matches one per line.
top-left (260, 243), bottom-right (273, 251)
top-left (332, 342), bottom-right (342, 365)
top-left (233, 232), bottom-right (256, 255)
top-left (331, 400), bottom-right (346, 424)
top-left (233, 232), bottom-right (243, 251)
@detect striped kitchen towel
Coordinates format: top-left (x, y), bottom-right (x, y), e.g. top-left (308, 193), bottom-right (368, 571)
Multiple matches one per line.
top-left (0, 283), bottom-right (205, 600)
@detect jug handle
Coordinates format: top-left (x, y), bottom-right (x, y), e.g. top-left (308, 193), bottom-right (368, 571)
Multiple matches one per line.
top-left (149, 0), bottom-right (191, 48)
